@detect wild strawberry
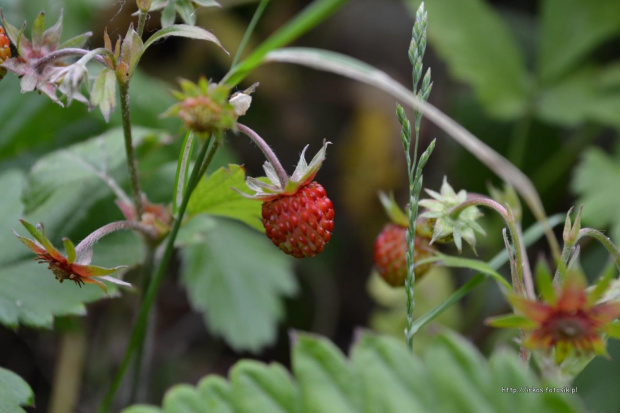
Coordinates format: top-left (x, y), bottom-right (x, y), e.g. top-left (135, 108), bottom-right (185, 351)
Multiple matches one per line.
top-left (374, 223), bottom-right (433, 287)
top-left (235, 126), bottom-right (333, 258)
top-left (262, 181), bottom-right (334, 258)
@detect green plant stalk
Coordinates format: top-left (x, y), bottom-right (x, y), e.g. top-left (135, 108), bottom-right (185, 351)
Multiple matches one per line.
top-left (99, 135), bottom-right (218, 412)
top-left (578, 228), bottom-right (620, 271)
top-left (451, 196), bottom-right (531, 297)
top-left (129, 244), bottom-right (156, 403)
top-left (137, 11), bottom-right (148, 37)
top-left (231, 0), bottom-right (270, 68)
top-left (222, 0), bottom-right (347, 87)
top-left (118, 81), bottom-right (145, 218)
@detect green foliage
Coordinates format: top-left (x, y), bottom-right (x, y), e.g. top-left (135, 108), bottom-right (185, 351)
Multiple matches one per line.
top-left (122, 330), bottom-right (584, 413)
top-left (419, 0), bottom-right (530, 119)
top-left (22, 126), bottom-right (166, 217)
top-left (572, 148), bottom-right (620, 243)
top-left (0, 367), bottom-right (34, 412)
top-left (179, 217), bottom-right (296, 352)
top-left (186, 164), bottom-right (264, 232)
top-left (538, 0), bottom-right (620, 82)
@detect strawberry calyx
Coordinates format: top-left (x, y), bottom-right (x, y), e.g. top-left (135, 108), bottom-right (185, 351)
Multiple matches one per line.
top-left (239, 140), bottom-right (331, 201)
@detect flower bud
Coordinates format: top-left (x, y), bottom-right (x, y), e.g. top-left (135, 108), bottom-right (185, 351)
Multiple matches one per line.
top-left (0, 26), bottom-right (11, 80)
top-left (137, 0), bottom-right (153, 12)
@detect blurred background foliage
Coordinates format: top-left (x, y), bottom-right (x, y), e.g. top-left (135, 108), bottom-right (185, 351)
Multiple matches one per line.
top-left (0, 0), bottom-right (619, 411)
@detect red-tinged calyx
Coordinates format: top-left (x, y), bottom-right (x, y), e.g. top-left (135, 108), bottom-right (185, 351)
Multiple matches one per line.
top-left (13, 219), bottom-right (131, 293)
top-left (373, 223), bottom-right (434, 287)
top-left (262, 181), bottom-right (334, 258)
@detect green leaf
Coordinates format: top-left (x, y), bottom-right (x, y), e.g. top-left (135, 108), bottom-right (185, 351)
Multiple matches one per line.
top-left (571, 148), bottom-right (620, 244)
top-left (411, 0), bottom-right (530, 119)
top-left (351, 332), bottom-right (434, 412)
top-left (230, 361), bottom-right (298, 413)
top-left (535, 259), bottom-right (556, 304)
top-left (538, 0), bottom-right (620, 83)
top-left (292, 333), bottom-right (361, 413)
top-left (126, 330), bottom-right (585, 412)
top-left (22, 127), bottom-right (165, 215)
top-left (0, 170), bottom-right (29, 266)
top-left (180, 217), bottom-right (296, 352)
top-left (486, 314), bottom-right (537, 329)
top-left (143, 24), bottom-right (228, 56)
top-left (186, 165), bottom-right (264, 231)
top-left (0, 367), bottom-right (34, 412)
top-left (175, 0), bottom-right (196, 26)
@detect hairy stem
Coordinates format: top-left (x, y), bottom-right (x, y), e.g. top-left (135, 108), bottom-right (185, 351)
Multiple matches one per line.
top-left (118, 81), bottom-right (145, 218)
top-left (33, 46), bottom-right (109, 71)
top-left (99, 135), bottom-right (217, 412)
top-left (237, 123), bottom-right (289, 187)
top-left (75, 221), bottom-right (156, 255)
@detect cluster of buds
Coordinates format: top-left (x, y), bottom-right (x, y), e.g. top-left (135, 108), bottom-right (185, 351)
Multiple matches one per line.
top-left (163, 77), bottom-right (239, 136)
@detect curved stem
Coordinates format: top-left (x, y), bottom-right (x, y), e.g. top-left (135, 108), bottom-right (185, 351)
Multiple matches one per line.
top-left (75, 221), bottom-right (156, 256)
top-left (450, 195), bottom-right (531, 297)
top-left (99, 135), bottom-right (217, 413)
top-left (236, 123), bottom-right (289, 187)
top-left (33, 46), bottom-right (108, 71)
top-left (118, 81), bottom-right (145, 219)
top-left (578, 228), bottom-right (620, 272)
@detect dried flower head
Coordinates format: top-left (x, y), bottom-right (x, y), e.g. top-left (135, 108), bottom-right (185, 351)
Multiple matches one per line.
top-left (487, 269), bottom-right (620, 364)
top-left (13, 220), bottom-right (130, 293)
top-left (1, 10), bottom-right (93, 105)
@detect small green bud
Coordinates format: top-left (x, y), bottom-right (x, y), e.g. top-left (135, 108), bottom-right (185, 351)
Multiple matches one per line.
top-left (137, 0), bottom-right (153, 12)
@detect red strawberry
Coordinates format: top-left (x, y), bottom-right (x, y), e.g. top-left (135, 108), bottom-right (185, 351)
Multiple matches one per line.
top-left (262, 181), bottom-right (334, 258)
top-left (374, 223), bottom-right (433, 287)
top-left (236, 139), bottom-right (334, 258)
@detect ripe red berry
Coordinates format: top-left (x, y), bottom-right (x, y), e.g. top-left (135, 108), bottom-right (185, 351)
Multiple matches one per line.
top-left (373, 223), bottom-right (433, 287)
top-left (262, 181), bottom-right (334, 258)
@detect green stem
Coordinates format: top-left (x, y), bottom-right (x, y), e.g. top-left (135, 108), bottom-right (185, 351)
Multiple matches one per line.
top-left (99, 135), bottom-right (217, 412)
top-left (222, 0), bottom-right (347, 87)
top-left (578, 228), bottom-right (620, 272)
top-left (118, 81), bottom-right (145, 218)
top-left (129, 244), bottom-right (156, 403)
top-left (231, 0), bottom-right (270, 68)
top-left (451, 196), bottom-right (530, 297)
top-left (137, 11), bottom-right (148, 37)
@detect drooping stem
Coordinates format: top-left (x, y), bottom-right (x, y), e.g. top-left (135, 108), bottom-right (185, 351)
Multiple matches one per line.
top-left (32, 45), bottom-right (109, 70)
top-left (118, 81), bottom-right (145, 219)
top-left (237, 123), bottom-right (289, 187)
top-left (578, 228), bottom-right (620, 272)
top-left (99, 135), bottom-right (217, 412)
top-left (75, 220), bottom-right (156, 256)
top-left (450, 195), bottom-right (532, 297)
